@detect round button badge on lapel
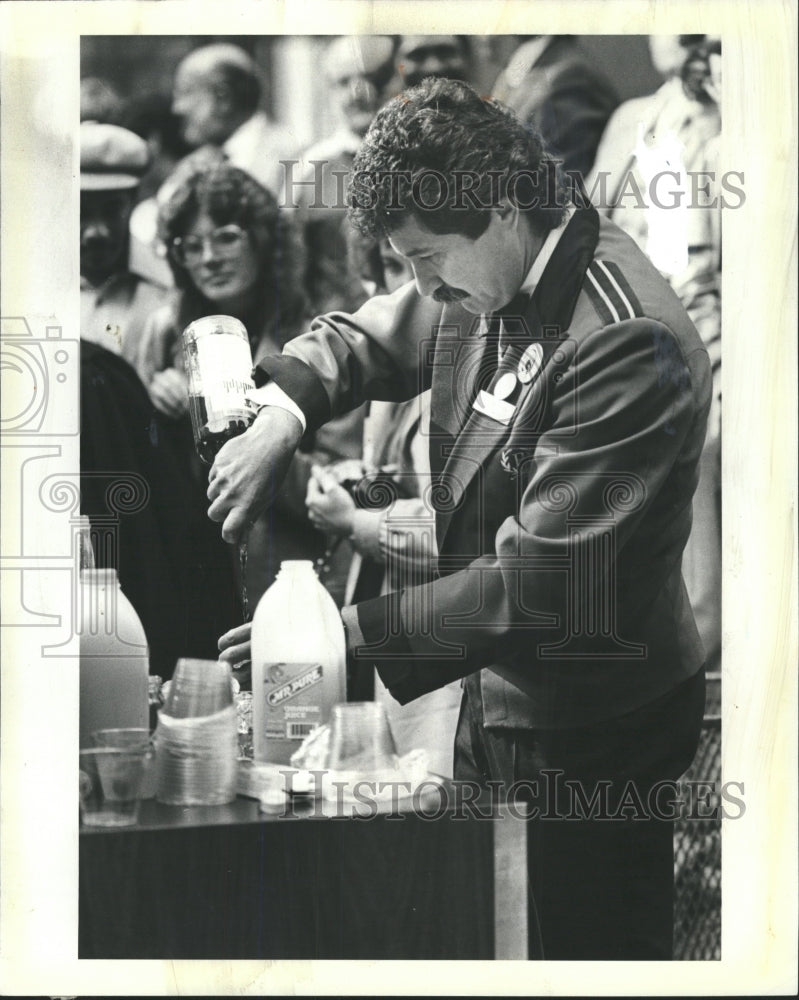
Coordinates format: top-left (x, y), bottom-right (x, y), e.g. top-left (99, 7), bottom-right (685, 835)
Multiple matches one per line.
top-left (517, 343), bottom-right (544, 384)
top-left (493, 371), bottom-right (518, 400)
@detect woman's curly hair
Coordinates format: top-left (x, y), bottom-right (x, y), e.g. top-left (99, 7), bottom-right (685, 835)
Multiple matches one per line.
top-left (158, 159), bottom-right (306, 347)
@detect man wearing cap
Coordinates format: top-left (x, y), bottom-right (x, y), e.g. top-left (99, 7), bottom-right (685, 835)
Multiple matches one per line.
top-left (80, 121), bottom-right (166, 369)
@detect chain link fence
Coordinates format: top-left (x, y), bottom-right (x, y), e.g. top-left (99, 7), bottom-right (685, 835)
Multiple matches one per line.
top-left (674, 672), bottom-right (721, 960)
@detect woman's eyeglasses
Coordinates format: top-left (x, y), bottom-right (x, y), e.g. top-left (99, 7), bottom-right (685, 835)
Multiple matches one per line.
top-left (171, 224), bottom-right (247, 266)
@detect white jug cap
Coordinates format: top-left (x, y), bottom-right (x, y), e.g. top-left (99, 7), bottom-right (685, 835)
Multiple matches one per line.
top-left (80, 568), bottom-right (118, 586)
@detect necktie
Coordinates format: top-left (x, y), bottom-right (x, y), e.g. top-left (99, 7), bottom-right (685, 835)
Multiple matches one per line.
top-left (494, 291), bottom-right (531, 374)
top-left (471, 293), bottom-right (531, 424)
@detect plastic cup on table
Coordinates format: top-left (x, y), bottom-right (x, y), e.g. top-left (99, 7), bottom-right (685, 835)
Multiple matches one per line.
top-left (91, 727), bottom-right (156, 798)
top-left (161, 658), bottom-right (233, 719)
top-left (327, 701), bottom-right (400, 777)
top-left (79, 747), bottom-right (149, 827)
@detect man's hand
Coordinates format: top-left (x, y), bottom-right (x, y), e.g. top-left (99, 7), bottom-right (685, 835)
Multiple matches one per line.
top-left (207, 406), bottom-right (303, 544)
top-left (306, 464), bottom-right (357, 536)
top-left (149, 367), bottom-right (189, 418)
top-left (218, 621), bottom-right (251, 666)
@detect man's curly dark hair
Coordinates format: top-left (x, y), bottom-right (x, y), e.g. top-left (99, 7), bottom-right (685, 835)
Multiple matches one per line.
top-left (158, 160), bottom-right (306, 344)
top-left (348, 77), bottom-right (568, 241)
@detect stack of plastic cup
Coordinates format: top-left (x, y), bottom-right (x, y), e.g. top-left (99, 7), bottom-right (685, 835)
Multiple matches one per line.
top-left (154, 659), bottom-right (238, 806)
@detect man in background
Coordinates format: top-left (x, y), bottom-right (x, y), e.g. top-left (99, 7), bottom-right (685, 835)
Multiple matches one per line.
top-left (80, 121), bottom-right (165, 368)
top-left (492, 34), bottom-right (619, 181)
top-left (171, 42), bottom-right (297, 196)
top-left (130, 42), bottom-right (301, 286)
top-left (588, 35), bottom-right (721, 675)
top-left (390, 35), bottom-right (471, 93)
top-left (287, 35), bottom-right (397, 313)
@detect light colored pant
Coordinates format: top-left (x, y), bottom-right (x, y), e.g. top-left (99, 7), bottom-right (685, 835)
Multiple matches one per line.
top-left (682, 433), bottom-right (722, 672)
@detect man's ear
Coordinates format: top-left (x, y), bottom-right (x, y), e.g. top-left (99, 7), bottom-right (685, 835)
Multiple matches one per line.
top-left (495, 200), bottom-right (520, 228)
top-left (212, 82), bottom-right (235, 115)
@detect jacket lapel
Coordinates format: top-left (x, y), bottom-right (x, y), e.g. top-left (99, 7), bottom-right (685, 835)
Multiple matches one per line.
top-left (434, 207), bottom-right (600, 549)
top-left (428, 303), bottom-right (487, 481)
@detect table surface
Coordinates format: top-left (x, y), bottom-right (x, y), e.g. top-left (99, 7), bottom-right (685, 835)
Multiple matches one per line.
top-left (79, 778), bottom-right (528, 960)
top-left (80, 767), bottom-right (457, 831)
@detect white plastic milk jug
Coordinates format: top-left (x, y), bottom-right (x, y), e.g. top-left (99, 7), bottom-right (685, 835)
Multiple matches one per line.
top-left (79, 568), bottom-right (150, 747)
top-left (251, 560), bottom-right (346, 764)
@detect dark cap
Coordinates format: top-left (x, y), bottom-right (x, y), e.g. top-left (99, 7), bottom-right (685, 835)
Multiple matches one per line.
top-left (80, 122), bottom-right (150, 191)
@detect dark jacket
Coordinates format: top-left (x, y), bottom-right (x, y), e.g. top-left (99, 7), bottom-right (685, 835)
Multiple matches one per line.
top-left (257, 209), bottom-right (711, 729)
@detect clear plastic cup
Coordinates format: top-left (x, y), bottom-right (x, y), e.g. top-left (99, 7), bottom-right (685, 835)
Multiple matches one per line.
top-left (161, 658), bottom-right (233, 719)
top-left (327, 701), bottom-right (399, 775)
top-left (79, 747), bottom-right (149, 827)
top-left (91, 728), bottom-right (156, 798)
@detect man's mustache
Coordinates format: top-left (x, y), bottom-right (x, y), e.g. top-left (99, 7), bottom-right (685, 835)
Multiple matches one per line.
top-left (432, 284), bottom-right (470, 303)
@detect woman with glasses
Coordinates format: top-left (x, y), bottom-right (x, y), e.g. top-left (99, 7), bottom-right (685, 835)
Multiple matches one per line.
top-left (137, 160), bottom-right (364, 616)
top-left (137, 158), bottom-right (305, 406)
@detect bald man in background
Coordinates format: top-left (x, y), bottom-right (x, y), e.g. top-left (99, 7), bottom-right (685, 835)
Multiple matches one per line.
top-left (130, 43), bottom-right (300, 286)
top-left (171, 42), bottom-right (298, 195)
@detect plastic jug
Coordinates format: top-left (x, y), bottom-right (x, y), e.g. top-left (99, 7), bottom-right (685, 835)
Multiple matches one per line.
top-left (79, 568), bottom-right (150, 748)
top-left (251, 560), bottom-right (346, 764)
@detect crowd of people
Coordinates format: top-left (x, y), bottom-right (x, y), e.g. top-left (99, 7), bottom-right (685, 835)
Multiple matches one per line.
top-left (80, 34), bottom-right (722, 782)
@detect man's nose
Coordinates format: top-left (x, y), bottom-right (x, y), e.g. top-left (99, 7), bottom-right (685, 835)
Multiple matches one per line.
top-left (412, 260), bottom-right (439, 298)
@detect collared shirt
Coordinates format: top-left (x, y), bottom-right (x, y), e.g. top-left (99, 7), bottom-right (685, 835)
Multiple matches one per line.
top-left (486, 205), bottom-right (575, 355)
top-left (223, 110), bottom-right (300, 196)
top-left (520, 204), bottom-right (575, 297)
top-left (80, 270), bottom-right (166, 371)
top-left (284, 126), bottom-right (363, 217)
top-left (253, 207), bottom-right (577, 431)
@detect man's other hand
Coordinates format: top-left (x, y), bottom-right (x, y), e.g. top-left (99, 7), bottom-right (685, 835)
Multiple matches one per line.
top-left (207, 406), bottom-right (303, 544)
top-left (149, 367), bottom-right (189, 418)
top-left (218, 621), bottom-right (252, 666)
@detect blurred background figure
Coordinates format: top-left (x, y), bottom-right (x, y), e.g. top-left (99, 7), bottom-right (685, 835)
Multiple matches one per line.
top-left (80, 75), bottom-right (123, 123)
top-left (288, 35), bottom-right (397, 314)
top-left (171, 42), bottom-right (298, 195)
top-left (131, 42), bottom-right (301, 289)
top-left (491, 35), bottom-right (619, 180)
top-left (306, 230), bottom-right (461, 777)
top-left (80, 336), bottom-right (238, 680)
top-left (120, 93), bottom-right (192, 206)
top-left (80, 117), bottom-right (233, 680)
top-left (139, 160), bottom-right (363, 616)
top-left (588, 36), bottom-right (721, 674)
top-left (80, 122), bottom-right (166, 369)
top-left (390, 34), bottom-right (472, 93)
top-left (121, 92), bottom-right (193, 286)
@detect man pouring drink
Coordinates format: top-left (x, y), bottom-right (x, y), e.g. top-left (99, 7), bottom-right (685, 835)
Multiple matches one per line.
top-left (212, 77), bottom-right (711, 960)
